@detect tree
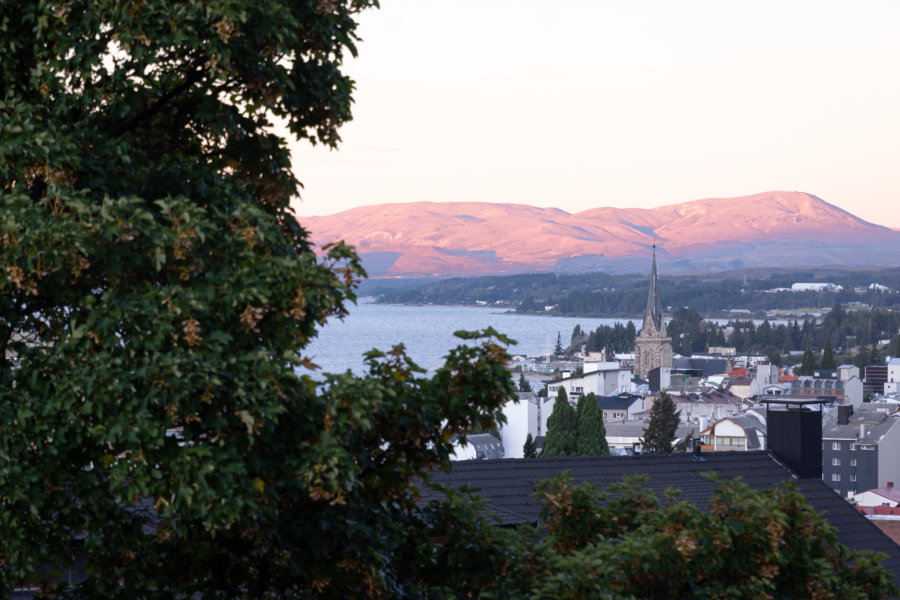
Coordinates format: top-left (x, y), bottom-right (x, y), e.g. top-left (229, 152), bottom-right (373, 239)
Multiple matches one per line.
top-left (541, 388), bottom-right (577, 457)
top-left (518, 371), bottom-right (532, 393)
top-left (523, 433), bottom-right (538, 458)
top-left (554, 331), bottom-right (564, 355)
top-left (0, 2), bottom-right (520, 597)
top-left (524, 473), bottom-right (896, 599)
top-left (799, 344), bottom-right (818, 375)
top-left (641, 391), bottom-right (681, 454)
top-left (575, 393), bottom-right (609, 456)
top-left (821, 337), bottom-right (837, 370)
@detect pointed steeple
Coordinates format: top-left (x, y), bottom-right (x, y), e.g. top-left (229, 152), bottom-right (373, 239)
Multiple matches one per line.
top-left (642, 245), bottom-right (665, 335)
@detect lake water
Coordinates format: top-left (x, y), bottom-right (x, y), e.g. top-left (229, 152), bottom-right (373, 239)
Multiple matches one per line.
top-left (302, 300), bottom-right (638, 375)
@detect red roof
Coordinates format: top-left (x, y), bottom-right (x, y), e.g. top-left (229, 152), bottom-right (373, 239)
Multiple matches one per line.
top-left (778, 374), bottom-right (799, 383)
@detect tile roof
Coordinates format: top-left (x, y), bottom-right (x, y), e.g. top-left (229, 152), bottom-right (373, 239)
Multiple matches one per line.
top-left (423, 451), bottom-right (900, 585)
top-left (859, 485), bottom-right (900, 505)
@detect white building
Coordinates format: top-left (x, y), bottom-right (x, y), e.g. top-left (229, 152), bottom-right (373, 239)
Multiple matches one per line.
top-left (791, 282), bottom-right (843, 292)
top-left (886, 358), bottom-right (900, 395)
top-left (498, 392), bottom-right (542, 459)
top-left (545, 362), bottom-right (633, 403)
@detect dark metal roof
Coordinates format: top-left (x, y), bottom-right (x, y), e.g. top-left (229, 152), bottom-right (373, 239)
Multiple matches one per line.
top-left (423, 451), bottom-right (900, 585)
top-left (596, 393), bottom-right (642, 410)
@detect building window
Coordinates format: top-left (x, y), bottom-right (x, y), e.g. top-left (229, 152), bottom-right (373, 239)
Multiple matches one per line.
top-left (832, 458), bottom-right (841, 466)
top-left (832, 473), bottom-right (841, 482)
top-left (850, 458), bottom-right (857, 467)
top-left (850, 474), bottom-right (857, 482)
top-left (832, 442), bottom-right (842, 451)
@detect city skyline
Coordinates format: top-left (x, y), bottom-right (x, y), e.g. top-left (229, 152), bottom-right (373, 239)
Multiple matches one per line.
top-left (287, 0), bottom-right (900, 229)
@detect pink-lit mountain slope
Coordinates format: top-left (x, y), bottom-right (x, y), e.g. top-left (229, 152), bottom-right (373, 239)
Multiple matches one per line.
top-left (302, 191), bottom-right (900, 277)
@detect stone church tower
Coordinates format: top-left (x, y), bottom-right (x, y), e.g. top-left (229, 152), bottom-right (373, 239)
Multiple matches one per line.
top-left (633, 247), bottom-right (673, 379)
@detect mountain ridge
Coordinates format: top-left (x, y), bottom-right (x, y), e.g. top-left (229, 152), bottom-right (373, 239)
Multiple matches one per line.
top-left (303, 191), bottom-right (900, 277)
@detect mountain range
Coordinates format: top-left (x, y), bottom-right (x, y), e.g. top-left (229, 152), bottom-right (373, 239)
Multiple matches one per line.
top-left (302, 191), bottom-right (900, 277)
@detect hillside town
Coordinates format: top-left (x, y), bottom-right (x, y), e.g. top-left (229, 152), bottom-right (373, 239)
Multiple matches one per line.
top-left (450, 249), bottom-right (900, 553)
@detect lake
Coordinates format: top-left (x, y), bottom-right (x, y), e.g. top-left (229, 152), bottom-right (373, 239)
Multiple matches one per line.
top-left (302, 300), bottom-right (638, 375)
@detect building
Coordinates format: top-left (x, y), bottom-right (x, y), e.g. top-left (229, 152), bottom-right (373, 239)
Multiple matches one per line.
top-left (450, 433), bottom-right (504, 460)
top-left (633, 247), bottom-right (673, 379)
top-left (822, 405), bottom-right (900, 497)
top-left (596, 392), bottom-right (646, 423)
top-left (699, 415), bottom-right (767, 452)
top-left (854, 481), bottom-right (900, 508)
top-left (669, 388), bottom-right (744, 425)
top-left (790, 371), bottom-right (863, 408)
top-left (887, 358), bottom-right (900, 394)
top-left (498, 391), bottom-right (542, 459)
top-left (791, 282), bottom-right (843, 292)
top-left (544, 362), bottom-right (633, 403)
top-left (866, 364), bottom-right (889, 395)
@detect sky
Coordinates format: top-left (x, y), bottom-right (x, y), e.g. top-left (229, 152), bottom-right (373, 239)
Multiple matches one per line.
top-left (287, 0), bottom-right (900, 229)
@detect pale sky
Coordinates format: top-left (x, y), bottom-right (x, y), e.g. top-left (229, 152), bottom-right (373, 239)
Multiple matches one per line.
top-left (288, 0), bottom-right (900, 229)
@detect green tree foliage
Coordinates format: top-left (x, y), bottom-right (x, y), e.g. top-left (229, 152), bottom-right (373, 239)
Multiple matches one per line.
top-left (641, 391), bottom-right (681, 454)
top-left (542, 388), bottom-right (576, 457)
top-left (523, 433), bottom-right (538, 458)
top-left (520, 473), bottom-right (896, 599)
top-left (821, 337), bottom-right (837, 369)
top-left (575, 393), bottom-right (609, 456)
top-left (799, 344), bottom-right (818, 375)
top-left (0, 2), bottom-right (521, 596)
top-left (554, 331), bottom-right (564, 355)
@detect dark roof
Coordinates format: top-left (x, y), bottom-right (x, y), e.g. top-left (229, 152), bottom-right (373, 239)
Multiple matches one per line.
top-left (423, 451), bottom-right (900, 584)
top-left (596, 393), bottom-right (642, 410)
top-left (671, 358), bottom-right (728, 377)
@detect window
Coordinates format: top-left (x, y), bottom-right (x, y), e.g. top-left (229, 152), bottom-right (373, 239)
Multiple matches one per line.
top-left (850, 474), bottom-right (857, 482)
top-left (850, 458), bottom-right (857, 467)
top-left (832, 473), bottom-right (841, 482)
top-left (832, 458), bottom-right (841, 466)
top-left (832, 441), bottom-right (842, 451)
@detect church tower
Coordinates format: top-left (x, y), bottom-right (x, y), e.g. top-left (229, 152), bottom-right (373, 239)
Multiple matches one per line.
top-left (633, 246), bottom-right (673, 379)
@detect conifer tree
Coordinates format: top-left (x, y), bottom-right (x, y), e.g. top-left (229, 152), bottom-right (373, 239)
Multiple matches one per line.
top-left (542, 388), bottom-right (576, 457)
top-left (575, 393), bottom-right (610, 456)
top-left (518, 371), bottom-right (532, 393)
top-left (641, 391), bottom-right (680, 454)
top-left (799, 344), bottom-right (818, 375)
top-left (554, 331), bottom-right (564, 356)
top-left (821, 338), bottom-right (837, 370)
top-left (523, 433), bottom-right (538, 458)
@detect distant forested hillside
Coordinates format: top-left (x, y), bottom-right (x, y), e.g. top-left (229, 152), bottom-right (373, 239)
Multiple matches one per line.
top-left (366, 268), bottom-right (900, 317)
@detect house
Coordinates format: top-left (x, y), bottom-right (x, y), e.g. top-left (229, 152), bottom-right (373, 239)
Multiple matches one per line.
top-left (596, 392), bottom-right (646, 423)
top-left (603, 422), bottom-right (698, 453)
top-left (699, 416), bottom-right (767, 451)
top-left (668, 388), bottom-right (744, 424)
top-left (854, 481), bottom-right (900, 508)
top-left (450, 433), bottom-right (504, 461)
top-left (723, 376), bottom-right (756, 400)
top-left (822, 405), bottom-right (900, 497)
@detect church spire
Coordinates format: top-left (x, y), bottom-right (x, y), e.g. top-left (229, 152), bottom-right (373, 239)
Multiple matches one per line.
top-left (642, 245), bottom-right (665, 335)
